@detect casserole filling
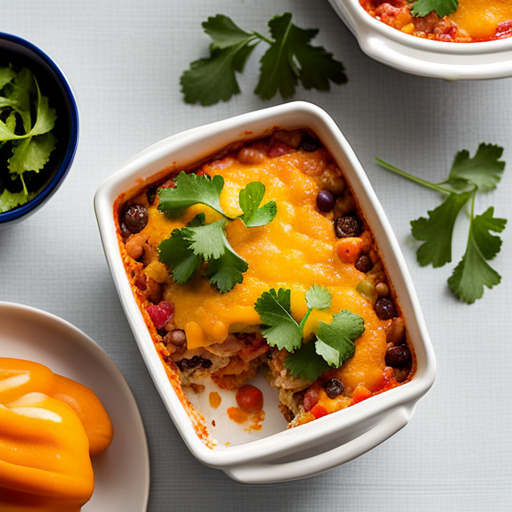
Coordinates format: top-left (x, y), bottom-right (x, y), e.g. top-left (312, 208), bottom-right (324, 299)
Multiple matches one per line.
top-left (360, 0), bottom-right (512, 42)
top-left (116, 129), bottom-right (415, 438)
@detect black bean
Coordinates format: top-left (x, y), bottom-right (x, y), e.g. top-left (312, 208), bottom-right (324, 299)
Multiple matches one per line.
top-left (299, 133), bottom-right (321, 152)
top-left (176, 355), bottom-right (212, 372)
top-left (122, 203), bottom-right (148, 234)
top-left (385, 345), bottom-right (411, 368)
top-left (355, 254), bottom-right (373, 273)
top-left (316, 190), bottom-right (335, 212)
top-left (375, 297), bottom-right (397, 320)
top-left (334, 215), bottom-right (362, 238)
top-left (324, 378), bottom-right (345, 399)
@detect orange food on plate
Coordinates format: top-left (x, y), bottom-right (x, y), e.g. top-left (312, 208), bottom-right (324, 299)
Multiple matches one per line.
top-left (0, 358), bottom-right (113, 511)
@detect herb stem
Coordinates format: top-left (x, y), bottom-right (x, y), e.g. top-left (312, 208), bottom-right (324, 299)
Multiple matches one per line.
top-left (251, 30), bottom-right (273, 45)
top-left (375, 158), bottom-right (453, 195)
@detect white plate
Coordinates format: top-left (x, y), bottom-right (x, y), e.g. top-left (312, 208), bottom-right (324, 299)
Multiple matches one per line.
top-left (0, 302), bottom-right (149, 512)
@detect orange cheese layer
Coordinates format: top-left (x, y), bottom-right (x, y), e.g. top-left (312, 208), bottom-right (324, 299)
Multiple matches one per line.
top-left (448, 0), bottom-right (512, 40)
top-left (140, 151), bottom-right (389, 390)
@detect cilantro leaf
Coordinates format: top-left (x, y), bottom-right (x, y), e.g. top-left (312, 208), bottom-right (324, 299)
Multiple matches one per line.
top-left (158, 172), bottom-right (228, 219)
top-left (158, 228), bottom-right (203, 284)
top-left (238, 181), bottom-right (276, 227)
top-left (180, 15), bottom-right (259, 106)
top-left (376, 144), bottom-right (507, 304)
top-left (445, 144), bottom-right (505, 193)
top-left (411, 191), bottom-right (473, 268)
top-left (181, 13), bottom-right (346, 105)
top-left (315, 310), bottom-right (363, 367)
top-left (254, 288), bottom-right (302, 352)
top-left (0, 188), bottom-right (34, 213)
top-left (158, 218), bottom-right (248, 292)
top-left (256, 286), bottom-right (364, 381)
top-left (8, 133), bottom-right (57, 175)
top-left (448, 208), bottom-right (507, 304)
top-left (284, 340), bottom-right (331, 382)
top-left (411, 0), bottom-right (458, 18)
top-left (254, 13), bottom-right (347, 100)
top-left (305, 284), bottom-right (332, 311)
top-left (204, 247), bottom-right (249, 293)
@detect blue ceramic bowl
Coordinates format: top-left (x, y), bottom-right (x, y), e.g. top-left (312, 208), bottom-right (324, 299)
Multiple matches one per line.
top-left (0, 32), bottom-right (79, 229)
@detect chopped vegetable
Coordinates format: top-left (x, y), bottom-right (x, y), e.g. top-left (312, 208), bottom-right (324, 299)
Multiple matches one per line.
top-left (180, 13), bottom-right (347, 106)
top-left (254, 285), bottom-right (365, 381)
top-left (0, 65), bottom-right (57, 213)
top-left (376, 143), bottom-right (507, 304)
top-left (158, 172), bottom-right (276, 293)
top-left (411, 0), bottom-right (459, 18)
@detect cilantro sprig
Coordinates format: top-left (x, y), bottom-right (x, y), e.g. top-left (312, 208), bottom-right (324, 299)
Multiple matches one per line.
top-left (411, 0), bottom-right (458, 18)
top-left (376, 143), bottom-right (507, 304)
top-left (255, 285), bottom-right (365, 381)
top-left (180, 13), bottom-right (347, 106)
top-left (0, 65), bottom-right (57, 213)
top-left (158, 172), bottom-right (276, 293)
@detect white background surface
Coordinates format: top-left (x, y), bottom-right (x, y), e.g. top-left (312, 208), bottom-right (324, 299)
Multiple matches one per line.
top-left (1, 1), bottom-right (511, 510)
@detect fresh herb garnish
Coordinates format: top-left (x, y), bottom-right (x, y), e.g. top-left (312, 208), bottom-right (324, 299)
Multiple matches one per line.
top-left (180, 13), bottom-right (347, 106)
top-left (0, 65), bottom-right (57, 213)
top-left (376, 143), bottom-right (507, 304)
top-left (158, 172), bottom-right (276, 292)
top-left (411, 0), bottom-right (458, 18)
top-left (255, 286), bottom-right (364, 381)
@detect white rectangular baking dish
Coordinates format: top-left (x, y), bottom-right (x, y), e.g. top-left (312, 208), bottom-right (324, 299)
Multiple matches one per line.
top-left (94, 101), bottom-right (436, 483)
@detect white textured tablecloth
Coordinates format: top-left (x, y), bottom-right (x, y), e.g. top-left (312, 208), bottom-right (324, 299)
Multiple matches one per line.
top-left (1, 1), bottom-right (511, 510)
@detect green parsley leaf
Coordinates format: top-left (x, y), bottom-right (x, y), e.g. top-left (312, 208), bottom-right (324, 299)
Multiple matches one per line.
top-left (0, 66), bottom-right (58, 213)
top-left (376, 143), bottom-right (507, 303)
top-left (256, 286), bottom-right (364, 381)
top-left (0, 188), bottom-right (35, 213)
top-left (284, 340), bottom-right (331, 382)
top-left (254, 13), bottom-right (347, 100)
top-left (8, 133), bottom-right (57, 175)
top-left (411, 0), bottom-right (458, 18)
top-left (238, 181), bottom-right (277, 227)
top-left (448, 207), bottom-right (507, 304)
top-left (158, 218), bottom-right (248, 293)
top-left (411, 191), bottom-right (473, 268)
top-left (158, 228), bottom-right (203, 284)
top-left (180, 15), bottom-right (259, 106)
top-left (305, 284), bottom-right (332, 311)
top-left (445, 144), bottom-right (505, 193)
top-left (315, 310), bottom-right (363, 367)
top-left (158, 172), bottom-right (228, 219)
top-left (254, 288), bottom-right (302, 352)
top-left (181, 13), bottom-right (346, 106)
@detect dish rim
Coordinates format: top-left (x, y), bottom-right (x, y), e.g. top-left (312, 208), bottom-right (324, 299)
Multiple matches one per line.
top-left (94, 100), bottom-right (436, 473)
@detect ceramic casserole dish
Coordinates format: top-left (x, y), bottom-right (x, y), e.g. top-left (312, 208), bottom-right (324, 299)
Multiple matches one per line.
top-left (94, 101), bottom-right (436, 483)
top-left (328, 0), bottom-right (512, 80)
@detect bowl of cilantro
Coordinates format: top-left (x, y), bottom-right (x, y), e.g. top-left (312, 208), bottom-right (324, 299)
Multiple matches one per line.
top-left (328, 0), bottom-right (512, 80)
top-left (0, 32), bottom-right (79, 229)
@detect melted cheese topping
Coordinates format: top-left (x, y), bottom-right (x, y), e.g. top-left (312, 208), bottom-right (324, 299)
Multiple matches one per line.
top-left (448, 0), bottom-right (512, 40)
top-left (139, 149), bottom-right (389, 391)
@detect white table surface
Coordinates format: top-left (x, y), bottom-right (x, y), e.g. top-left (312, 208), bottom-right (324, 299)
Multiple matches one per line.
top-left (2, 1), bottom-right (511, 511)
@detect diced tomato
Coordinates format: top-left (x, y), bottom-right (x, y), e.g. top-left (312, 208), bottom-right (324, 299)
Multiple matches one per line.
top-left (303, 389), bottom-right (319, 412)
top-left (352, 385), bottom-right (372, 404)
top-left (236, 385), bottom-right (264, 413)
top-left (310, 403), bottom-right (328, 419)
top-left (146, 300), bottom-right (174, 330)
top-left (267, 140), bottom-right (294, 159)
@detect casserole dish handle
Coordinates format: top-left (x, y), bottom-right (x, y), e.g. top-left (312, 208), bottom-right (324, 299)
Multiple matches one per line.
top-left (224, 406), bottom-right (411, 484)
